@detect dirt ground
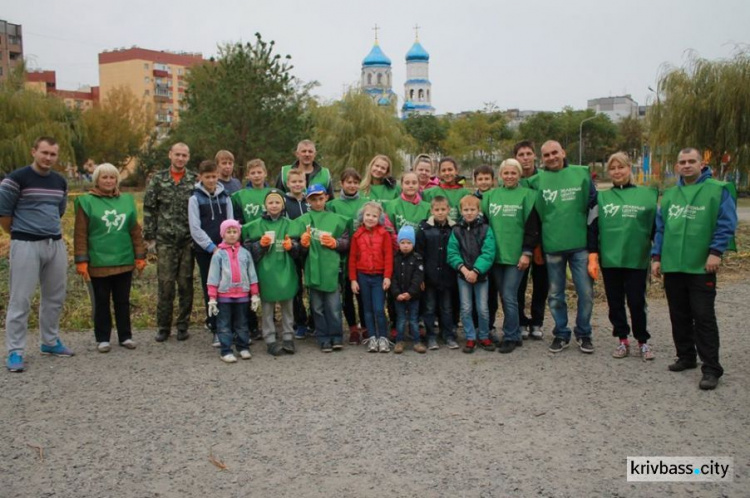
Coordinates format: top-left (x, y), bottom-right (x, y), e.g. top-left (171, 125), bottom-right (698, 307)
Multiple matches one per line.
top-left (1, 277), bottom-right (749, 497)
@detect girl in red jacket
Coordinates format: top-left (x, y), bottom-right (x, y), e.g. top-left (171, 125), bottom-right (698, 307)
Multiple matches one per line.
top-left (349, 201), bottom-right (393, 353)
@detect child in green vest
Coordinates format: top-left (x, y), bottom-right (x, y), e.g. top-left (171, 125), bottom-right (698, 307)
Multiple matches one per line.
top-left (423, 157), bottom-right (471, 221)
top-left (472, 164), bottom-right (499, 344)
top-left (284, 168), bottom-right (313, 339)
top-left (413, 154), bottom-right (439, 193)
top-left (360, 154), bottom-right (400, 203)
top-left (327, 168), bottom-right (368, 344)
top-left (299, 184), bottom-right (350, 352)
top-left (243, 189), bottom-right (302, 356)
top-left (383, 172), bottom-right (431, 232)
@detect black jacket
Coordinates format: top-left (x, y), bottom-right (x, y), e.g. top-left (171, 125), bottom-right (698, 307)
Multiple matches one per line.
top-left (390, 251), bottom-right (424, 299)
top-left (450, 215), bottom-right (492, 282)
top-left (415, 216), bottom-right (457, 290)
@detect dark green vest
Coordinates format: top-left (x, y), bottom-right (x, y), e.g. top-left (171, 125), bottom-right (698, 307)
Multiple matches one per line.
top-left (242, 217), bottom-right (301, 301)
top-left (363, 184), bottom-right (400, 204)
top-left (298, 210), bottom-right (348, 292)
top-left (422, 186), bottom-right (471, 221)
top-left (383, 198), bottom-right (431, 232)
top-left (481, 186), bottom-right (537, 265)
top-left (231, 187), bottom-right (269, 224)
top-left (281, 165), bottom-right (331, 192)
top-left (75, 193), bottom-right (137, 267)
top-left (598, 187), bottom-right (657, 269)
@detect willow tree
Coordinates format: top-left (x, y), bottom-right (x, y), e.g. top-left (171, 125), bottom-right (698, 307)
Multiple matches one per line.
top-left (312, 90), bottom-right (411, 177)
top-left (650, 49), bottom-right (750, 173)
top-left (0, 64), bottom-right (76, 173)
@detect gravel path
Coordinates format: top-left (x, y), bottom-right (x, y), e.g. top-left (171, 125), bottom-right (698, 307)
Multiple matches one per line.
top-left (2, 278), bottom-right (748, 497)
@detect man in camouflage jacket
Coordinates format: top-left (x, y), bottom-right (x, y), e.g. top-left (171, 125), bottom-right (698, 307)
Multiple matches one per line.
top-left (143, 142), bottom-right (198, 342)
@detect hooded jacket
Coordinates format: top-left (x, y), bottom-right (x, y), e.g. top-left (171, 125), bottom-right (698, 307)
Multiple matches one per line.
top-left (188, 181), bottom-right (233, 253)
top-left (447, 215), bottom-right (496, 281)
top-left (415, 216), bottom-right (457, 289)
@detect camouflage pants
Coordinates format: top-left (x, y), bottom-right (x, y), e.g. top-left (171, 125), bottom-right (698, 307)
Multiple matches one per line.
top-left (156, 242), bottom-right (194, 333)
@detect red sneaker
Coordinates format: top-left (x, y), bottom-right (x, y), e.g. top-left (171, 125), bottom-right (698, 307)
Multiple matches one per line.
top-left (348, 327), bottom-right (361, 345)
top-left (463, 340), bottom-right (476, 354)
top-left (361, 328), bottom-right (369, 340)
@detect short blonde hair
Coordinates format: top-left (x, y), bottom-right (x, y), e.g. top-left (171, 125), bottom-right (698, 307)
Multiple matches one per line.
top-left (499, 158), bottom-right (522, 175)
top-left (459, 194), bottom-right (481, 210)
top-left (246, 158), bottom-right (267, 173)
top-left (286, 168), bottom-right (305, 182)
top-left (92, 163), bottom-right (121, 188)
top-left (215, 150), bottom-right (235, 162)
top-left (606, 152), bottom-right (634, 184)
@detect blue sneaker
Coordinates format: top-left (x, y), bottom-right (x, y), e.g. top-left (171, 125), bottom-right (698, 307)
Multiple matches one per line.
top-left (40, 339), bottom-right (75, 357)
top-left (294, 326), bottom-right (307, 340)
top-left (6, 352), bottom-right (25, 372)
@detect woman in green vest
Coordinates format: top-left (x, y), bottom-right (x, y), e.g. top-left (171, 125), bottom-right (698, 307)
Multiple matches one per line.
top-left (422, 157), bottom-right (471, 221)
top-left (74, 163), bottom-right (146, 353)
top-left (481, 159), bottom-right (539, 353)
top-left (360, 154), bottom-right (400, 203)
top-left (597, 152), bottom-right (657, 360)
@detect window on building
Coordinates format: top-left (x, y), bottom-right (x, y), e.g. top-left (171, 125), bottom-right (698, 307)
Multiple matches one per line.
top-left (144, 63), bottom-right (149, 70)
top-left (418, 89), bottom-right (424, 101)
top-left (178, 68), bottom-right (183, 76)
top-left (144, 76), bottom-right (150, 84)
top-left (367, 73), bottom-right (372, 85)
top-left (410, 89), bottom-right (414, 100)
top-left (144, 90), bottom-right (150, 96)
top-left (377, 73), bottom-right (382, 85)
top-left (427, 90), bottom-right (430, 100)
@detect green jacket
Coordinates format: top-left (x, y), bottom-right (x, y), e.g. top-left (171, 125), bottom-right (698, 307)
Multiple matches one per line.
top-left (143, 168), bottom-right (198, 244)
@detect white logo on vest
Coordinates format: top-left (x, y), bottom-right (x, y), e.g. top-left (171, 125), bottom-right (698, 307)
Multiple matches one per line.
top-left (101, 210), bottom-right (127, 233)
top-left (602, 203), bottom-right (620, 217)
top-left (542, 189), bottom-right (558, 203)
top-left (668, 204), bottom-right (705, 220)
top-left (244, 204), bottom-right (261, 217)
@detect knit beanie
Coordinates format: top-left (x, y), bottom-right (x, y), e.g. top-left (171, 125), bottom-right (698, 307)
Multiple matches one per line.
top-left (264, 189), bottom-right (286, 207)
top-left (397, 225), bottom-right (416, 245)
top-left (220, 219), bottom-right (242, 238)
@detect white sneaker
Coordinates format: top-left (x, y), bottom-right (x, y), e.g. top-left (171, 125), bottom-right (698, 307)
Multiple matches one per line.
top-left (530, 326), bottom-right (544, 340)
top-left (364, 337), bottom-right (379, 353)
top-left (211, 334), bottom-right (220, 348)
top-left (378, 336), bottom-right (391, 353)
top-left (239, 349), bottom-right (252, 360)
top-left (521, 327), bottom-right (530, 340)
top-left (221, 353), bottom-right (237, 363)
top-left (97, 342), bottom-right (111, 353)
top-left (119, 339), bottom-right (136, 349)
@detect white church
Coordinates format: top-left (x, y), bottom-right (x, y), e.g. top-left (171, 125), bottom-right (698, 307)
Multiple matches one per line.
top-left (360, 26), bottom-right (435, 119)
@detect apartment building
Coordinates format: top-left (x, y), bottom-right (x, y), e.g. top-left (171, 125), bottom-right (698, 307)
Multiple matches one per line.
top-left (25, 69), bottom-right (99, 111)
top-left (0, 19), bottom-right (23, 81)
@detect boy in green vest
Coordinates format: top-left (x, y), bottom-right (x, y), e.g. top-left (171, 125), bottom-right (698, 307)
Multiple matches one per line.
top-left (283, 168), bottom-right (313, 339)
top-left (652, 148), bottom-right (737, 390)
top-left (472, 164), bottom-right (499, 343)
top-left (299, 184), bottom-right (350, 351)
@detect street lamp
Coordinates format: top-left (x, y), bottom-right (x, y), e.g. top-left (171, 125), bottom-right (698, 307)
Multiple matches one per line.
top-left (579, 115), bottom-right (596, 165)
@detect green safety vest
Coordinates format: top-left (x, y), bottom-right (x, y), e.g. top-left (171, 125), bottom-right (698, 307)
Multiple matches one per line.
top-left (481, 186), bottom-right (537, 265)
top-left (661, 180), bottom-right (728, 274)
top-left (231, 187), bottom-right (269, 224)
top-left (383, 198), bottom-right (431, 232)
top-left (75, 193), bottom-right (137, 268)
top-left (597, 187), bottom-right (658, 269)
top-left (242, 216), bottom-right (302, 301)
top-left (527, 166), bottom-right (590, 253)
top-left (281, 165), bottom-right (331, 192)
top-left (422, 186), bottom-right (471, 222)
top-left (297, 210), bottom-right (348, 292)
top-left (362, 183), bottom-right (401, 204)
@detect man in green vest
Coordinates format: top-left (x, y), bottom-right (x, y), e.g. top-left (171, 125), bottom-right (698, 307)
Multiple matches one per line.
top-left (275, 140), bottom-right (333, 198)
top-left (527, 140), bottom-right (598, 354)
top-left (652, 147), bottom-right (737, 390)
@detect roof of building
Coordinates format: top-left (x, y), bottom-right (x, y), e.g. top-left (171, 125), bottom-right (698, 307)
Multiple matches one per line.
top-left (99, 47), bottom-right (204, 66)
top-left (378, 96), bottom-right (391, 105)
top-left (362, 42), bottom-right (392, 67)
top-left (406, 41), bottom-right (429, 62)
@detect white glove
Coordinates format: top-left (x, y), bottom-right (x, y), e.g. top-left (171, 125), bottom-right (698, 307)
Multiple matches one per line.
top-left (145, 240), bottom-right (157, 254)
top-left (251, 295), bottom-right (261, 312)
top-left (207, 300), bottom-right (219, 317)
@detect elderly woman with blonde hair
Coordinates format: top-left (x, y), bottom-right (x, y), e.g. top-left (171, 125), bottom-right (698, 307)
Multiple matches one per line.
top-left (74, 163), bottom-right (146, 352)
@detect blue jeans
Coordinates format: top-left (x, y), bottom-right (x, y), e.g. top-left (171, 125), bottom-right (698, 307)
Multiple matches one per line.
top-left (545, 250), bottom-right (593, 341)
top-left (492, 264), bottom-right (524, 341)
top-left (310, 288), bottom-right (344, 345)
top-left (457, 278), bottom-right (489, 341)
top-left (422, 286), bottom-right (456, 340)
top-left (395, 299), bottom-right (420, 342)
top-left (217, 302), bottom-right (250, 356)
top-left (357, 273), bottom-right (388, 339)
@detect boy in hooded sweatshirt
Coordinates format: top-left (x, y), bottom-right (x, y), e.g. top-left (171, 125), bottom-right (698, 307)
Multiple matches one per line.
top-left (188, 160), bottom-right (233, 345)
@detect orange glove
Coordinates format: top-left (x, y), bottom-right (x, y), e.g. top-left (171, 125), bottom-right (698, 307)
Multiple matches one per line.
top-left (588, 253), bottom-right (599, 280)
top-left (300, 227), bottom-right (311, 248)
top-left (321, 234), bottom-right (337, 249)
top-left (533, 246), bottom-right (544, 266)
top-left (135, 259), bottom-right (147, 272)
top-left (260, 234), bottom-right (273, 247)
top-left (282, 235), bottom-right (293, 251)
top-left (76, 262), bottom-right (90, 281)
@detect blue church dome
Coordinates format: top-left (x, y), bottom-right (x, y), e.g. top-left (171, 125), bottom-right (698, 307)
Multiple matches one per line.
top-left (378, 96), bottom-right (391, 106)
top-left (363, 43), bottom-right (392, 67)
top-left (406, 41), bottom-right (429, 62)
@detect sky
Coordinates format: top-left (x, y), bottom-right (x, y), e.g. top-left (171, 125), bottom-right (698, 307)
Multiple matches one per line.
top-left (5, 0), bottom-right (750, 114)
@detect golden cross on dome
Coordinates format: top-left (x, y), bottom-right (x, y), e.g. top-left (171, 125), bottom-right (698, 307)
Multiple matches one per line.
top-left (372, 24), bottom-right (380, 43)
top-left (413, 23), bottom-right (421, 41)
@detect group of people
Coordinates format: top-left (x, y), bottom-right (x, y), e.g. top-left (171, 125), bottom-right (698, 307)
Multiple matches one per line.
top-left (0, 136), bottom-right (737, 391)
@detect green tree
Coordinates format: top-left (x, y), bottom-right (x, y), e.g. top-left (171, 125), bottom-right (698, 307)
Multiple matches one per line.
top-left (403, 114), bottom-right (449, 155)
top-left (616, 115), bottom-right (646, 159)
top-left (650, 49), bottom-right (750, 174)
top-left (312, 90), bottom-right (410, 176)
top-left (175, 33), bottom-right (315, 178)
top-left (442, 110), bottom-right (511, 169)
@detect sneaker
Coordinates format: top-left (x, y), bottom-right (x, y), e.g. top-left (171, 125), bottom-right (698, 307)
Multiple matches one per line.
top-left (612, 343), bottom-right (629, 359)
top-left (413, 343), bottom-right (427, 354)
top-left (489, 330), bottom-right (502, 346)
top-left (364, 336), bottom-right (379, 353)
top-left (348, 328), bottom-right (361, 345)
top-left (155, 330), bottom-right (170, 342)
top-left (332, 341), bottom-right (343, 351)
top-left (378, 337), bottom-right (391, 353)
top-left (295, 326), bottom-right (307, 340)
top-left (40, 339), bottom-right (75, 357)
top-left (250, 329), bottom-right (262, 341)
top-left (668, 358), bottom-right (697, 372)
top-left (521, 326), bottom-right (530, 340)
top-left (321, 342), bottom-right (333, 353)
top-left (548, 337), bottom-right (569, 353)
top-left (389, 328), bottom-right (397, 342)
top-left (239, 349), bottom-right (252, 360)
top-left (427, 337), bottom-right (439, 350)
top-left (97, 342), bottom-right (111, 353)
top-left (221, 353), bottom-right (238, 363)
top-left (393, 341), bottom-right (405, 354)
top-left (211, 334), bottom-right (220, 348)
top-left (699, 373), bottom-right (719, 390)
top-left (530, 326), bottom-right (544, 340)
top-left (446, 338), bottom-right (459, 350)
top-left (176, 329), bottom-right (190, 341)
top-left (463, 340), bottom-right (476, 353)
top-left (478, 339), bottom-right (496, 352)
top-left (119, 339), bottom-right (136, 349)
top-left (577, 337), bottom-right (594, 354)
top-left (640, 343), bottom-right (655, 361)
top-left (282, 340), bottom-right (296, 354)
top-left (498, 340), bottom-right (519, 354)
top-left (267, 342), bottom-right (285, 356)
top-left (361, 328), bottom-right (370, 340)
top-left (6, 352), bottom-right (24, 372)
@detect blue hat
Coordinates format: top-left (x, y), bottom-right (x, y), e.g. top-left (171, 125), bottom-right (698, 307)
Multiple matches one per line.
top-left (306, 184), bottom-right (327, 198)
top-left (397, 225), bottom-right (415, 245)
